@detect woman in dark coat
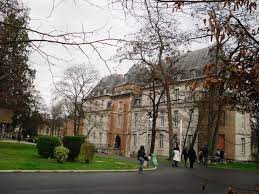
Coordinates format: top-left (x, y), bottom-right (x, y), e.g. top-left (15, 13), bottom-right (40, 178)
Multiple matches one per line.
top-left (188, 147), bottom-right (197, 168)
top-left (182, 147), bottom-right (188, 168)
top-left (137, 145), bottom-right (147, 174)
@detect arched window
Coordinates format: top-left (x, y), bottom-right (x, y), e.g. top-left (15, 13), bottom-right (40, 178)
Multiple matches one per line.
top-left (114, 135), bottom-right (121, 149)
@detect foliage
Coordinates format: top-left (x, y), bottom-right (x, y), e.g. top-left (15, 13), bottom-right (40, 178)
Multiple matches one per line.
top-left (55, 64), bottom-right (99, 135)
top-left (63, 136), bottom-right (85, 161)
top-left (54, 146), bottom-right (70, 163)
top-left (0, 0), bottom-right (36, 127)
top-left (79, 142), bottom-right (96, 163)
top-left (36, 136), bottom-right (61, 158)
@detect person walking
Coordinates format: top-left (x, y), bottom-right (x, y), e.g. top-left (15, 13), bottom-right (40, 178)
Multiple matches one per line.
top-left (219, 150), bottom-right (225, 164)
top-left (188, 146), bottom-right (197, 168)
top-left (137, 145), bottom-right (147, 174)
top-left (198, 148), bottom-right (203, 164)
top-left (182, 147), bottom-right (188, 168)
top-left (202, 145), bottom-right (209, 167)
top-left (172, 146), bottom-right (181, 167)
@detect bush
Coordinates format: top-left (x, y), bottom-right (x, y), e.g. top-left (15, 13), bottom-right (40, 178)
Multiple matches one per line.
top-left (36, 136), bottom-right (61, 158)
top-left (54, 146), bottom-right (70, 163)
top-left (63, 136), bottom-right (85, 161)
top-left (79, 142), bottom-right (95, 163)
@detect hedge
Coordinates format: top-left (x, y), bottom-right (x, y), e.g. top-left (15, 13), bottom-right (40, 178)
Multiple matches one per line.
top-left (63, 136), bottom-right (85, 161)
top-left (79, 142), bottom-right (95, 163)
top-left (36, 136), bottom-right (61, 158)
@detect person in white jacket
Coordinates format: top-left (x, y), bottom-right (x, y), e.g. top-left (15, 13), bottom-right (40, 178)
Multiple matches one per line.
top-left (172, 147), bottom-right (181, 167)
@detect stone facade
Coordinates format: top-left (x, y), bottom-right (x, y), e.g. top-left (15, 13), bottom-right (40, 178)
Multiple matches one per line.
top-left (83, 48), bottom-right (254, 161)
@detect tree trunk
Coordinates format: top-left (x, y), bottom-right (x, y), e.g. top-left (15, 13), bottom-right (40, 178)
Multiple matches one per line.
top-left (73, 103), bottom-right (77, 136)
top-left (183, 108), bottom-right (194, 149)
top-left (150, 111), bottom-right (158, 154)
top-left (165, 84), bottom-right (174, 159)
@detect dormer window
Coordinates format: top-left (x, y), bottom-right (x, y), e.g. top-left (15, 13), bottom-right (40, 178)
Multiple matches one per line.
top-left (134, 98), bottom-right (141, 106)
top-left (124, 74), bottom-right (129, 82)
top-left (190, 69), bottom-right (197, 78)
top-left (107, 101), bottom-right (112, 109)
top-left (176, 74), bottom-right (181, 81)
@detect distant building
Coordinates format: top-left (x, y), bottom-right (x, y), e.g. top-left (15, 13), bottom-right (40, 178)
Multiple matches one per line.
top-left (83, 47), bottom-right (254, 161)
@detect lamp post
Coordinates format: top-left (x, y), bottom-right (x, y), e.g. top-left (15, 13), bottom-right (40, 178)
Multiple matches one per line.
top-left (147, 111), bottom-right (153, 152)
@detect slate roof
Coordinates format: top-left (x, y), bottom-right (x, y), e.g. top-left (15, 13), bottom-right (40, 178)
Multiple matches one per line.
top-left (90, 47), bottom-right (213, 96)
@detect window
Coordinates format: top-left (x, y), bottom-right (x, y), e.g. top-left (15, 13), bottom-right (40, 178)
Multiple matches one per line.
top-left (159, 134), bottom-right (164, 148)
top-left (186, 91), bottom-right (193, 101)
top-left (133, 134), bottom-right (137, 146)
top-left (118, 101), bottom-right (123, 112)
top-left (176, 74), bottom-right (181, 81)
top-left (93, 132), bottom-right (96, 142)
top-left (134, 98), bottom-right (141, 106)
top-left (190, 69), bottom-right (197, 78)
top-left (188, 135), bottom-right (193, 146)
top-left (134, 113), bottom-right (138, 127)
top-left (148, 134), bottom-right (151, 147)
top-left (241, 115), bottom-right (245, 129)
top-left (99, 132), bottom-right (102, 143)
top-left (241, 138), bottom-right (245, 154)
top-left (148, 118), bottom-right (152, 128)
top-left (161, 95), bottom-right (166, 104)
top-left (220, 111), bottom-right (225, 126)
top-left (102, 100), bottom-right (105, 109)
top-left (107, 101), bottom-right (112, 109)
top-left (174, 110), bottom-right (179, 127)
top-left (103, 88), bottom-right (106, 94)
top-left (117, 114), bottom-right (122, 127)
top-left (160, 112), bottom-right (165, 127)
top-left (174, 89), bottom-right (179, 101)
top-left (149, 93), bottom-right (152, 105)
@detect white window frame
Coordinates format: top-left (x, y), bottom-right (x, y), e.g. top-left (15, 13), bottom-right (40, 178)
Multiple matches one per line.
top-left (159, 134), bottom-right (164, 148)
top-left (133, 134), bottom-right (137, 146)
top-left (241, 138), bottom-right (245, 154)
top-left (174, 110), bottom-right (179, 127)
top-left (160, 112), bottom-right (165, 127)
top-left (134, 113), bottom-right (138, 127)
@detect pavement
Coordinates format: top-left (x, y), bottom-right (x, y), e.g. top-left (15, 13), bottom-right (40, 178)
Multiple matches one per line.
top-left (0, 164), bottom-right (258, 194)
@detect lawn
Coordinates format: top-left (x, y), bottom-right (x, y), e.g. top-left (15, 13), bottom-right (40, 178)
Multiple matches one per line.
top-left (210, 162), bottom-right (259, 172)
top-left (0, 142), bottom-right (138, 170)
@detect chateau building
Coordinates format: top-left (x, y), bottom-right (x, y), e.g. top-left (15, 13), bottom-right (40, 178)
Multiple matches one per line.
top-left (83, 47), bottom-right (253, 161)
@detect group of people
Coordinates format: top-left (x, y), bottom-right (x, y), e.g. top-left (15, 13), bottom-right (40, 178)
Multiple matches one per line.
top-left (214, 149), bottom-right (225, 163)
top-left (137, 145), bottom-right (199, 174)
top-left (178, 146), bottom-right (197, 168)
top-left (137, 145), bottom-right (225, 174)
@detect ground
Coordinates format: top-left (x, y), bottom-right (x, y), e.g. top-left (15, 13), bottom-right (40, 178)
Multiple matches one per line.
top-left (0, 164), bottom-right (259, 194)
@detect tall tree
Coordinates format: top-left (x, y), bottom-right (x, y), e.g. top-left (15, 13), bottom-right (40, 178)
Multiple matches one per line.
top-left (0, 0), bottom-right (36, 130)
top-left (117, 2), bottom-right (188, 155)
top-left (55, 64), bottom-right (99, 135)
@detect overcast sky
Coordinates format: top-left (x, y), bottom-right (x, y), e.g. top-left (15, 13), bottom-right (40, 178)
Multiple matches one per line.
top-left (21, 0), bottom-right (207, 106)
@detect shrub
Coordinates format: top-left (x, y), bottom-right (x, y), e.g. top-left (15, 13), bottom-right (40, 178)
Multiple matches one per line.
top-left (36, 136), bottom-right (61, 158)
top-left (79, 142), bottom-right (95, 163)
top-left (54, 146), bottom-right (70, 163)
top-left (63, 136), bottom-right (85, 161)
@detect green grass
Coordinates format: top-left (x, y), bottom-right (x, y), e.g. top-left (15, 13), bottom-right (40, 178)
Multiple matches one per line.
top-left (210, 162), bottom-right (259, 172)
top-left (157, 155), bottom-right (171, 164)
top-left (0, 142), bottom-right (138, 170)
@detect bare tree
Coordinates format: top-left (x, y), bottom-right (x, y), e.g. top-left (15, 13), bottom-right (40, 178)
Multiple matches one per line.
top-left (55, 64), bottom-right (99, 135)
top-left (117, 1), bottom-right (188, 156)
